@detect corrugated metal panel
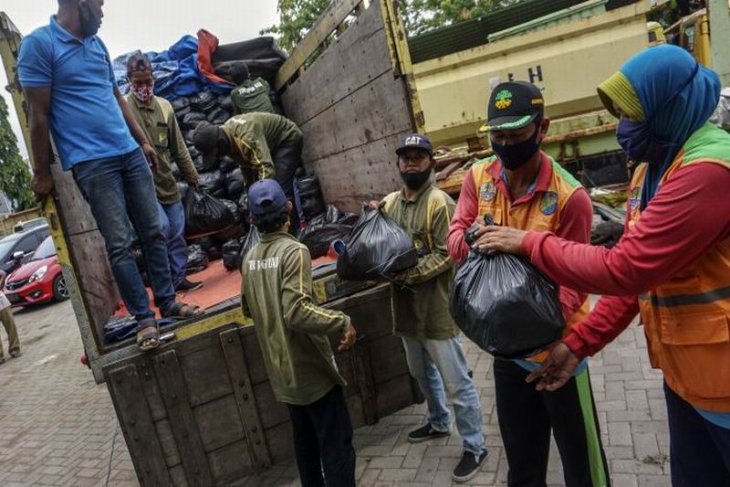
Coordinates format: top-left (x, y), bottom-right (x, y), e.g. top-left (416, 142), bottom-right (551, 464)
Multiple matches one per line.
top-left (408, 0), bottom-right (606, 63)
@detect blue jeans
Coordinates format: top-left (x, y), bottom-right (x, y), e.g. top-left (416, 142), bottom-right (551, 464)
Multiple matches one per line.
top-left (158, 201), bottom-right (188, 287)
top-left (664, 382), bottom-right (730, 486)
top-left (401, 335), bottom-right (486, 455)
top-left (73, 149), bottom-right (176, 321)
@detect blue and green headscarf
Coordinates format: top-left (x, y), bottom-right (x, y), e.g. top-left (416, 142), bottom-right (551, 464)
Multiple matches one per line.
top-left (597, 45), bottom-right (721, 208)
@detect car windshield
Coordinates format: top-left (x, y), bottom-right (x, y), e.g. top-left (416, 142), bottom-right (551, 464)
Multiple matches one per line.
top-left (0, 236), bottom-right (20, 259)
top-left (31, 237), bottom-right (56, 261)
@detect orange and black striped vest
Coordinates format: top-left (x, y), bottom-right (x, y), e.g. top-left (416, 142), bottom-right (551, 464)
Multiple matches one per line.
top-left (627, 124), bottom-right (730, 411)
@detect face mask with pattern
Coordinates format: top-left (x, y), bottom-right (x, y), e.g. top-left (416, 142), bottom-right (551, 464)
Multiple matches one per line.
top-left (132, 85), bottom-right (154, 103)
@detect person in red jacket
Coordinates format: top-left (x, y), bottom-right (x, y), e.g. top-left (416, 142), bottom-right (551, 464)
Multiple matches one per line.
top-left (477, 46), bottom-right (730, 486)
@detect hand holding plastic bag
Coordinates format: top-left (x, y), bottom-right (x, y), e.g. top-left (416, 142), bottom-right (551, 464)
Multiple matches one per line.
top-left (183, 188), bottom-right (235, 238)
top-left (450, 216), bottom-right (564, 359)
top-left (336, 206), bottom-right (418, 280)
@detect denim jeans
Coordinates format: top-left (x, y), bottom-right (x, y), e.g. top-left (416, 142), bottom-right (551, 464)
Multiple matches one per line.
top-left (158, 201), bottom-right (188, 287)
top-left (401, 335), bottom-right (486, 455)
top-left (73, 148), bottom-right (176, 321)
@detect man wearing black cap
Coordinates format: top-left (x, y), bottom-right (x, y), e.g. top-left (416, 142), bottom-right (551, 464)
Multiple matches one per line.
top-left (377, 134), bottom-right (487, 482)
top-left (192, 113), bottom-right (303, 229)
top-left (447, 82), bottom-right (610, 487)
top-left (241, 179), bottom-right (357, 487)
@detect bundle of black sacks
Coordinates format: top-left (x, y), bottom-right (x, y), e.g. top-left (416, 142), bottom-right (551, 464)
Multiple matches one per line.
top-left (132, 90), bottom-right (340, 279)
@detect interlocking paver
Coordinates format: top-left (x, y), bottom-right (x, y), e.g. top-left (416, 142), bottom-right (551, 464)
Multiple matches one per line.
top-left (0, 300), bottom-right (673, 486)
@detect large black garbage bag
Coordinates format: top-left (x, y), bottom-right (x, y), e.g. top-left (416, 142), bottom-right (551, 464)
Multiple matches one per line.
top-left (222, 239), bottom-right (242, 271)
top-left (181, 111), bottom-right (207, 129)
top-left (171, 96), bottom-right (191, 111)
top-left (219, 156), bottom-right (237, 173)
top-left (225, 169), bottom-right (245, 199)
top-left (190, 91), bottom-right (218, 113)
top-left (220, 198), bottom-right (242, 225)
top-left (186, 244), bottom-right (209, 274)
top-left (449, 249), bottom-right (565, 359)
top-left (194, 154), bottom-right (220, 173)
top-left (184, 188), bottom-right (235, 238)
top-left (207, 107), bottom-right (229, 124)
top-left (198, 169), bottom-right (224, 193)
top-left (298, 204), bottom-right (357, 258)
top-left (336, 208), bottom-right (418, 280)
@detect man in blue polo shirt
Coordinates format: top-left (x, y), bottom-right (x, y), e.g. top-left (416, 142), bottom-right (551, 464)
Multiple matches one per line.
top-left (18, 0), bottom-right (202, 350)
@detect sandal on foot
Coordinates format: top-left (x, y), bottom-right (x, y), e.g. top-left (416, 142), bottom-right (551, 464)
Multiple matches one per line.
top-left (162, 302), bottom-right (204, 320)
top-left (137, 318), bottom-right (160, 351)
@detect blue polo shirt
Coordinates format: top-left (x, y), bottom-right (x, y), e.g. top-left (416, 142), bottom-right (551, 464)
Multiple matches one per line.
top-left (17, 16), bottom-right (138, 171)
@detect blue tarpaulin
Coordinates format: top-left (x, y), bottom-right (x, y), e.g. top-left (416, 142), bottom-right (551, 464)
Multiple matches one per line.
top-left (113, 35), bottom-right (232, 101)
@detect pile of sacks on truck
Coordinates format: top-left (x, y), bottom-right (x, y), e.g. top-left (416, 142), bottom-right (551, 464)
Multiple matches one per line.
top-left (114, 30), bottom-right (352, 277)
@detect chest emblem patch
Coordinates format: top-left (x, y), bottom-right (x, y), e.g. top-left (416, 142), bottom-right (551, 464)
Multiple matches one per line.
top-left (540, 191), bottom-right (558, 216)
top-left (480, 181), bottom-right (497, 202)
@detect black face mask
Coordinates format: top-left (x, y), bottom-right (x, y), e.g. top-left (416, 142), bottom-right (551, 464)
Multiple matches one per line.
top-left (400, 169), bottom-right (432, 190)
top-left (491, 123), bottom-right (542, 171)
top-left (78, 1), bottom-right (101, 37)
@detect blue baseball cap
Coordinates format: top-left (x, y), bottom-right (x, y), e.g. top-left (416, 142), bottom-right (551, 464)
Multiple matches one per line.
top-left (396, 133), bottom-right (433, 156)
top-left (248, 179), bottom-right (288, 218)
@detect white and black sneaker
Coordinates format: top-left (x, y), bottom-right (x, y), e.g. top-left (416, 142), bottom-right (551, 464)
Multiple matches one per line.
top-left (452, 450), bottom-right (488, 483)
top-left (407, 423), bottom-right (450, 443)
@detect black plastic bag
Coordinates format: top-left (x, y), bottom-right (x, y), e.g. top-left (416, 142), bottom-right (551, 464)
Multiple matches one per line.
top-left (300, 223), bottom-right (353, 259)
top-left (207, 245), bottom-right (223, 261)
top-left (181, 111), bottom-right (207, 129)
top-left (222, 239), bottom-right (242, 271)
top-left (220, 198), bottom-right (242, 225)
top-left (186, 244), bottom-right (209, 274)
top-left (171, 163), bottom-right (181, 180)
top-left (195, 154), bottom-right (219, 174)
top-left (218, 95), bottom-right (234, 113)
top-left (190, 91), bottom-right (218, 113)
top-left (174, 105), bottom-right (192, 118)
top-left (207, 107), bottom-right (229, 123)
top-left (219, 156), bottom-right (237, 173)
top-left (449, 250), bottom-right (564, 359)
top-left (225, 168), bottom-right (245, 199)
top-left (198, 169), bottom-right (224, 193)
top-left (336, 208), bottom-right (418, 280)
top-left (171, 96), bottom-right (191, 111)
top-left (183, 188), bottom-right (235, 238)
top-left (188, 146), bottom-right (200, 159)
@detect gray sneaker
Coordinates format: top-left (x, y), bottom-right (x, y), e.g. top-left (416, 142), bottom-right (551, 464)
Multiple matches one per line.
top-left (407, 423), bottom-right (450, 443)
top-left (452, 450), bottom-right (488, 483)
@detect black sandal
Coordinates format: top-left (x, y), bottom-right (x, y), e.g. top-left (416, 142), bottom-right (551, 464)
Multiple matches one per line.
top-left (162, 302), bottom-right (204, 320)
top-left (137, 318), bottom-right (160, 351)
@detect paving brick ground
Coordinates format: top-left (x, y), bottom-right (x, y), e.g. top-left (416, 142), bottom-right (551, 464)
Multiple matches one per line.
top-left (0, 300), bottom-right (671, 486)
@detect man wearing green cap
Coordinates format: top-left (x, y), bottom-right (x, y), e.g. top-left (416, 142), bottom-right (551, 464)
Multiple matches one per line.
top-left (447, 81), bottom-right (610, 487)
top-left (192, 112), bottom-right (303, 228)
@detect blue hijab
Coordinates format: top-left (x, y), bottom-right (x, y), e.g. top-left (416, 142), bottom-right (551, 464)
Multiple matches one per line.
top-left (616, 45), bottom-right (720, 207)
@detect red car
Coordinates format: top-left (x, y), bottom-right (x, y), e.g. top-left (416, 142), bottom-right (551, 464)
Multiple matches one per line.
top-left (4, 236), bottom-right (68, 307)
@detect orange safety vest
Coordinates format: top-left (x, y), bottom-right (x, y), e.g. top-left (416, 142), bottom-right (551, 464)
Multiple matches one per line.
top-left (471, 155), bottom-right (591, 357)
top-left (627, 124), bottom-right (730, 412)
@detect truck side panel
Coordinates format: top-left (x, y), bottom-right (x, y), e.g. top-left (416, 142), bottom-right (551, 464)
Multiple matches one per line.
top-left (280, 0), bottom-right (418, 211)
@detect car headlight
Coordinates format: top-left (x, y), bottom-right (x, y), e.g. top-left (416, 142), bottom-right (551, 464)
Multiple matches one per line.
top-left (28, 265), bottom-right (48, 283)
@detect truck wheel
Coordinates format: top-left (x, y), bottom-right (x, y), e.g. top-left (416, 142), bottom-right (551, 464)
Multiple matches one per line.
top-left (53, 274), bottom-right (69, 301)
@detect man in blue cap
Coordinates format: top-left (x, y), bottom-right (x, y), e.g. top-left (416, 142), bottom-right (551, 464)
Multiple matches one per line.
top-left (377, 134), bottom-right (487, 482)
top-left (241, 179), bottom-right (357, 486)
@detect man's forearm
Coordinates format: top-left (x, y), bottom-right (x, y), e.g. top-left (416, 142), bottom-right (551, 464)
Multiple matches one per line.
top-left (29, 112), bottom-right (52, 176)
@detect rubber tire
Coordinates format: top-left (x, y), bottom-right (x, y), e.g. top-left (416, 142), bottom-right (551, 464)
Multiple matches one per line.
top-left (52, 274), bottom-right (69, 302)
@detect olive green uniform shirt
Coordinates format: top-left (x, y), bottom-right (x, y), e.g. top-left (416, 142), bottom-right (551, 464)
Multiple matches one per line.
top-left (222, 113), bottom-right (302, 186)
top-left (125, 95), bottom-right (198, 205)
top-left (241, 232), bottom-right (349, 405)
top-left (382, 185), bottom-right (460, 340)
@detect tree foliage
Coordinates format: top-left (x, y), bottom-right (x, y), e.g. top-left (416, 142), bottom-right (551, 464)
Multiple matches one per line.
top-left (263, 0), bottom-right (528, 52)
top-left (0, 97), bottom-right (34, 212)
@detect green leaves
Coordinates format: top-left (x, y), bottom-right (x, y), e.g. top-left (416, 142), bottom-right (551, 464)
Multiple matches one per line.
top-left (0, 97), bottom-right (34, 212)
top-left (262, 0), bottom-right (526, 53)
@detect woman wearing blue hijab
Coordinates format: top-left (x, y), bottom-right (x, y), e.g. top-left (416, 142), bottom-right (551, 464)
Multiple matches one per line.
top-left (474, 45), bottom-right (730, 486)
